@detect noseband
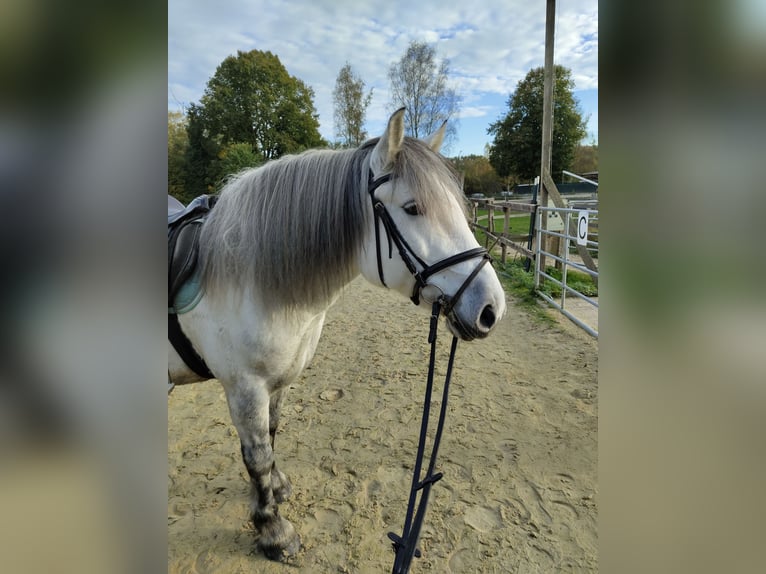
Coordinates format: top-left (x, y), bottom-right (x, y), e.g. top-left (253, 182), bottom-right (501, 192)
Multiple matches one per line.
top-left (367, 169), bottom-right (490, 315)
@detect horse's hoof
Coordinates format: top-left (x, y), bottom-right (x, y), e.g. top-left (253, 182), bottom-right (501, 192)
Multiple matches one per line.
top-left (260, 535), bottom-right (301, 562)
top-left (258, 517), bottom-right (300, 562)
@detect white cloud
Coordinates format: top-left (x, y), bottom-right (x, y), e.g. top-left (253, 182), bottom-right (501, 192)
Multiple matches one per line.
top-left (460, 105), bottom-right (495, 119)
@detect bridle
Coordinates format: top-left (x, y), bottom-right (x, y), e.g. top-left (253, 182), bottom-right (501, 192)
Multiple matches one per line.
top-left (367, 168), bottom-right (490, 315)
top-left (366, 167), bottom-right (491, 573)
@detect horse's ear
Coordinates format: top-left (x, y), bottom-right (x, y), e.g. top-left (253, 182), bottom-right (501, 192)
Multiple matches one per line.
top-left (372, 107), bottom-right (406, 171)
top-left (424, 120), bottom-right (447, 153)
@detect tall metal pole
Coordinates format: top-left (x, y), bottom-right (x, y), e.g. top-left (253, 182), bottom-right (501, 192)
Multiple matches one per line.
top-left (537, 0), bottom-right (556, 272)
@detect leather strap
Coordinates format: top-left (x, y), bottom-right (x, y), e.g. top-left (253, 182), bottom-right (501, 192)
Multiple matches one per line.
top-left (367, 169), bottom-right (490, 309)
top-left (168, 313), bottom-right (214, 379)
top-left (388, 301), bottom-right (459, 573)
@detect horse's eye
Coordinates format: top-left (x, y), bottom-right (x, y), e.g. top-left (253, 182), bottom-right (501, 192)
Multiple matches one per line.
top-left (403, 202), bottom-right (422, 216)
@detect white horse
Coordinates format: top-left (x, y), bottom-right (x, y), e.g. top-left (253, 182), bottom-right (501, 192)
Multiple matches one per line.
top-left (168, 109), bottom-right (506, 561)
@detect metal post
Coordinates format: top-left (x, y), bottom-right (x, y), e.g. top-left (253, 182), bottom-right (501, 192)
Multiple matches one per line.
top-left (561, 210), bottom-right (569, 310)
top-left (501, 206), bottom-right (509, 263)
top-left (534, 208), bottom-right (542, 289)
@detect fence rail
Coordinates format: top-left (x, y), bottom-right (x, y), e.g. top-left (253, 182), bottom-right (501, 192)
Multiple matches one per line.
top-left (468, 199), bottom-right (599, 337)
top-left (534, 206), bottom-right (599, 337)
top-left (468, 199), bottom-right (535, 261)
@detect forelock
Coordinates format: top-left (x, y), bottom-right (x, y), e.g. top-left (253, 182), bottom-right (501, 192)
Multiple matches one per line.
top-left (391, 138), bottom-right (468, 219)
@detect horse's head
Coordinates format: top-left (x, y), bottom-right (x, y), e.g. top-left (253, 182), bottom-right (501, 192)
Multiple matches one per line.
top-left (360, 108), bottom-right (506, 341)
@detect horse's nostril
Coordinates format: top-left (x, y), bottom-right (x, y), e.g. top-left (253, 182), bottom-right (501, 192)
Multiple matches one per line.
top-left (479, 305), bottom-right (496, 330)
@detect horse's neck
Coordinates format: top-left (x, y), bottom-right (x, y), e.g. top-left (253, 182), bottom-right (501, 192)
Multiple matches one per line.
top-left (221, 275), bottom-right (359, 321)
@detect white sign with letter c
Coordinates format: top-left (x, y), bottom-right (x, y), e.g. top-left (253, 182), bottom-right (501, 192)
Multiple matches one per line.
top-left (577, 211), bottom-right (588, 246)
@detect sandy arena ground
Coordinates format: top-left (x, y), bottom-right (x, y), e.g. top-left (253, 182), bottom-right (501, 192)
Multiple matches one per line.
top-left (168, 277), bottom-right (598, 573)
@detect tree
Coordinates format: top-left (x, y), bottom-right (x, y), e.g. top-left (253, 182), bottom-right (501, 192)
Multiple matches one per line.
top-left (168, 111), bottom-right (191, 202)
top-left (388, 41), bottom-right (461, 151)
top-left (450, 155), bottom-right (503, 196)
top-left (488, 65), bottom-right (587, 182)
top-left (185, 50), bottom-right (325, 194)
top-left (184, 102), bottom-right (219, 197)
top-left (218, 142), bottom-right (263, 178)
top-left (332, 63), bottom-right (373, 148)
top-left (571, 143), bottom-right (599, 174)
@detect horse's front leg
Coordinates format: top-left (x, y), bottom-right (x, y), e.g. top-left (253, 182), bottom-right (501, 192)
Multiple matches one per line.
top-left (269, 388), bottom-right (292, 503)
top-left (224, 378), bottom-right (300, 561)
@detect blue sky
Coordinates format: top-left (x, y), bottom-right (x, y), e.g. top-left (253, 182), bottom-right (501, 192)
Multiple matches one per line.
top-left (169, 0), bottom-right (597, 157)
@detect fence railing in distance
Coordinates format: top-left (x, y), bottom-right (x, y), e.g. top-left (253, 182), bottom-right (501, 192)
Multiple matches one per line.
top-left (468, 198), bottom-right (535, 262)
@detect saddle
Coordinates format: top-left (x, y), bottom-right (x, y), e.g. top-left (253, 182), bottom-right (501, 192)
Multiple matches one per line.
top-left (168, 194), bottom-right (217, 380)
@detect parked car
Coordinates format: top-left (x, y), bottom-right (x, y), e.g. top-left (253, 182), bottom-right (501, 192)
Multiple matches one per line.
top-left (499, 190), bottom-right (513, 198)
top-left (469, 193), bottom-right (485, 199)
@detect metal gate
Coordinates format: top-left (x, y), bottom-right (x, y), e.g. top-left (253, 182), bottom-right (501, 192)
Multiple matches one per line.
top-left (534, 206), bottom-right (599, 337)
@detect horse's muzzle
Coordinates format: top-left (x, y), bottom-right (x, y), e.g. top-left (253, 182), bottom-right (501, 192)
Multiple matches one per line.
top-left (445, 301), bottom-right (499, 341)
top-left (422, 275), bottom-right (504, 341)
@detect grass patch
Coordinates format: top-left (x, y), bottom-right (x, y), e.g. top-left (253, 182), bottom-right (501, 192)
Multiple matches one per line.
top-left (539, 266), bottom-right (598, 298)
top-left (508, 216), bottom-right (534, 235)
top-left (474, 223), bottom-right (532, 246)
top-left (473, 227), bottom-right (598, 324)
top-left (486, 255), bottom-right (598, 329)
top-left (494, 259), bottom-right (556, 325)
top-left (475, 209), bottom-right (533, 236)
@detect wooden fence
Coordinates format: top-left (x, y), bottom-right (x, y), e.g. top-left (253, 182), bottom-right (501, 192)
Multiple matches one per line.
top-left (468, 198), bottom-right (536, 262)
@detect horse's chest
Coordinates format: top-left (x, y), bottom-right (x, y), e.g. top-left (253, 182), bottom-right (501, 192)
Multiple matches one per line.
top-left (181, 295), bottom-right (327, 387)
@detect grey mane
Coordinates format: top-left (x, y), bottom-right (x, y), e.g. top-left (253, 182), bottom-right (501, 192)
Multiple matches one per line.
top-left (198, 137), bottom-right (467, 309)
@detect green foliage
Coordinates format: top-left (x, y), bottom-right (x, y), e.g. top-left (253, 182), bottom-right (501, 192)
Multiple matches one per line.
top-left (184, 50), bottom-right (326, 195)
top-left (540, 266), bottom-right (599, 298)
top-left (218, 142), bottom-right (263, 178)
top-left (475, 211), bottom-right (533, 235)
top-left (333, 62), bottom-right (373, 148)
top-left (495, 260), bottom-right (556, 324)
top-left (488, 65), bottom-right (588, 181)
top-left (571, 143), bottom-right (599, 174)
top-left (168, 111), bottom-right (192, 202)
top-left (184, 103), bottom-right (218, 197)
top-left (388, 41), bottom-right (461, 151)
top-left (450, 155), bottom-right (503, 196)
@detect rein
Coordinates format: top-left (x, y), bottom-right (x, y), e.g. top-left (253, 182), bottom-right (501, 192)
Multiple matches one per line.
top-left (366, 168), bottom-right (488, 572)
top-left (387, 299), bottom-right (458, 574)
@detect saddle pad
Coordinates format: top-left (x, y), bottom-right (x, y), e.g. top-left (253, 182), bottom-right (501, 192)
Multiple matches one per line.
top-left (171, 268), bottom-right (203, 314)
